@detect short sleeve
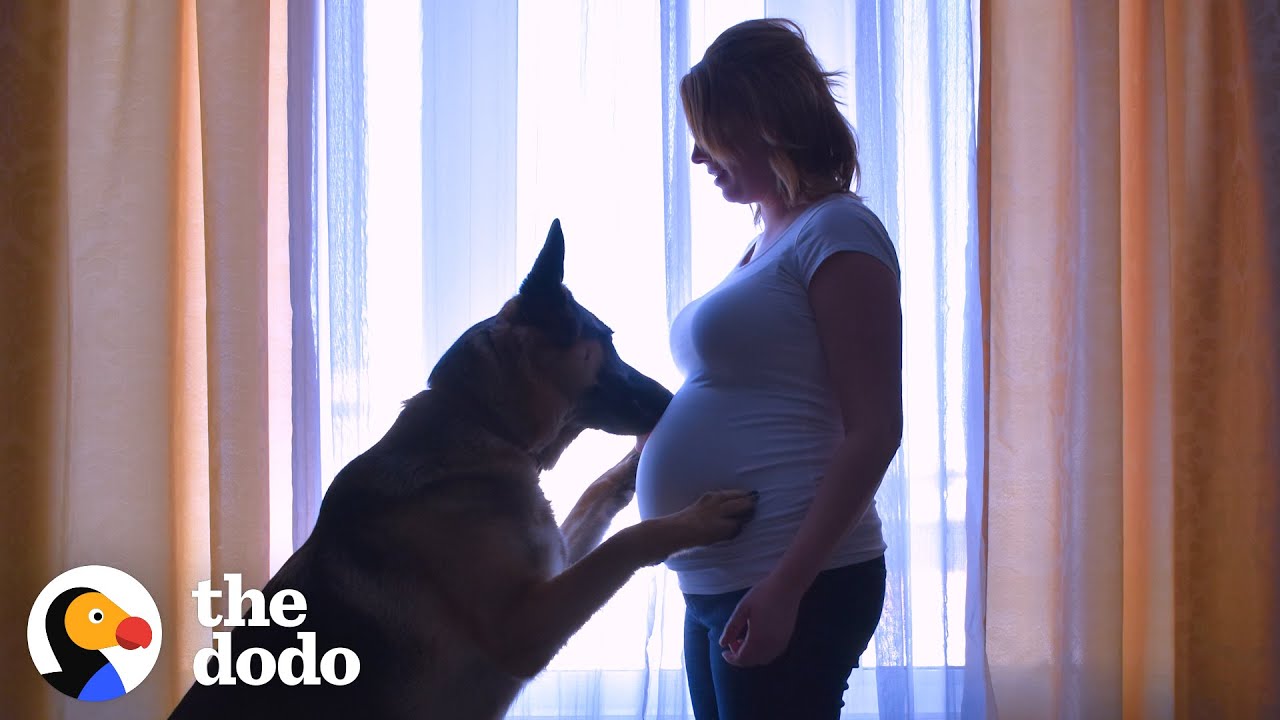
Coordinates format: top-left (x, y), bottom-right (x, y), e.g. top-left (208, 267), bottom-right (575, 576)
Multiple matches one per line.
top-left (791, 198), bottom-right (900, 288)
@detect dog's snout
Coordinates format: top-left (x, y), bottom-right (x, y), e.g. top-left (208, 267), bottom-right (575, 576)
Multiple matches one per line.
top-left (577, 360), bottom-right (673, 436)
top-left (635, 373), bottom-right (673, 416)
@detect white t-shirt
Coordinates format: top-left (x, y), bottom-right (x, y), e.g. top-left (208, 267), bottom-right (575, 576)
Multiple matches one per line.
top-left (635, 193), bottom-right (899, 595)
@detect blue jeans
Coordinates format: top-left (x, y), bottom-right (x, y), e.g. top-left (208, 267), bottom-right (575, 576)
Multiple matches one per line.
top-left (682, 555), bottom-right (887, 720)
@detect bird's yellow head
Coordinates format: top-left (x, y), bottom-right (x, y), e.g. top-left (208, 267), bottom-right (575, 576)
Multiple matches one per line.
top-left (64, 592), bottom-right (152, 651)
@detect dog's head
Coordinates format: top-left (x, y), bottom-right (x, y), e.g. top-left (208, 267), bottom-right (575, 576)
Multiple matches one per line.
top-left (428, 220), bottom-right (673, 449)
top-left (507, 219), bottom-right (674, 436)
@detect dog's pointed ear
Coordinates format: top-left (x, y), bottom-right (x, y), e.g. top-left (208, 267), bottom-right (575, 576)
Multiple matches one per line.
top-left (519, 219), bottom-right (566, 297)
top-left (511, 218), bottom-right (578, 345)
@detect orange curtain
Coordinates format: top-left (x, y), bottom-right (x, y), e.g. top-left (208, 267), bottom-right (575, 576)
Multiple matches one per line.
top-left (980, 0), bottom-right (1280, 718)
top-left (0, 1), bottom-right (289, 717)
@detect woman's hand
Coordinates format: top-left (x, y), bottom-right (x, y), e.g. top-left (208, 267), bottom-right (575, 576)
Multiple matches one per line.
top-left (717, 574), bottom-right (804, 667)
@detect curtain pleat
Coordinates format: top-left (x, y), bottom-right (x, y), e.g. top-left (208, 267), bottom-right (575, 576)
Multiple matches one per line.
top-left (321, 0), bottom-right (372, 488)
top-left (0, 2), bottom-right (70, 718)
top-left (193, 0), bottom-right (275, 613)
top-left (287, 0), bottom-right (324, 551)
top-left (660, 0), bottom-right (693, 325)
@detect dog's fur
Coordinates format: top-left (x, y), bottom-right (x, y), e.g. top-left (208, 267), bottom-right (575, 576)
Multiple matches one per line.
top-left (167, 220), bottom-right (756, 720)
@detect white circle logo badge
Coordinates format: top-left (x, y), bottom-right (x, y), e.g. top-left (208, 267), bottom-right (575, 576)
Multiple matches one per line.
top-left (27, 565), bottom-right (162, 701)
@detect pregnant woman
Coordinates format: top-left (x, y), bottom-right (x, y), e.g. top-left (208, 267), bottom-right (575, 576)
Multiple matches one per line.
top-left (635, 18), bottom-right (904, 720)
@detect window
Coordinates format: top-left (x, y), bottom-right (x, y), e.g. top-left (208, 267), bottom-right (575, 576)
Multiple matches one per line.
top-left (293, 1), bottom-right (981, 717)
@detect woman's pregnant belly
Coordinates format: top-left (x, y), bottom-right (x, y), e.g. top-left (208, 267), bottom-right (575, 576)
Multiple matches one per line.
top-left (635, 382), bottom-right (850, 586)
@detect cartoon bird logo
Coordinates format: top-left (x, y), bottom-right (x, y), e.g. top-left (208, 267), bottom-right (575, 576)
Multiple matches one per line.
top-left (41, 587), bottom-right (153, 700)
top-left (28, 566), bottom-right (163, 702)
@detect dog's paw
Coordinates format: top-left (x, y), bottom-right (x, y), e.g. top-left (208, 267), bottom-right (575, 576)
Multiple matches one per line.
top-left (598, 449), bottom-right (640, 504)
top-left (669, 489), bottom-right (759, 548)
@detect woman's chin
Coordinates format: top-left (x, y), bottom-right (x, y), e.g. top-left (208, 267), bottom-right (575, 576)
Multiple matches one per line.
top-left (718, 185), bottom-right (744, 203)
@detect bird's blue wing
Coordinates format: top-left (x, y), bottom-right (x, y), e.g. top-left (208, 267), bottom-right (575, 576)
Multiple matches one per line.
top-left (78, 663), bottom-right (127, 701)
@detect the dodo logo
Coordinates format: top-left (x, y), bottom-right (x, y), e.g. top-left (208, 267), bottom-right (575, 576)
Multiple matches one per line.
top-left (27, 565), bottom-right (162, 701)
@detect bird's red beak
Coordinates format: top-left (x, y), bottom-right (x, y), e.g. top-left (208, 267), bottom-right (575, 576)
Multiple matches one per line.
top-left (115, 616), bottom-right (152, 650)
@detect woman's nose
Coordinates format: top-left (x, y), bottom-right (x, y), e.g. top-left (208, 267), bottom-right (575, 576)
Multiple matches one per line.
top-left (691, 144), bottom-right (708, 164)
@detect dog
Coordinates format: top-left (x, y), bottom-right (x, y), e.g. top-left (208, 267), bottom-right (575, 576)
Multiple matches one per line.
top-left (167, 219), bottom-right (758, 719)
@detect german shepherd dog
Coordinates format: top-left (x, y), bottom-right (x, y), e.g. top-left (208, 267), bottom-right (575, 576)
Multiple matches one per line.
top-left (167, 220), bottom-right (757, 720)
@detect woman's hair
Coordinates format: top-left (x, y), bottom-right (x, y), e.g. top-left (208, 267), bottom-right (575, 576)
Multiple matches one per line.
top-left (680, 18), bottom-right (861, 211)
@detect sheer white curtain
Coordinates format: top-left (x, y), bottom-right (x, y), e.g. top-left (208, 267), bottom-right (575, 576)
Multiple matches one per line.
top-left (287, 1), bottom-right (985, 718)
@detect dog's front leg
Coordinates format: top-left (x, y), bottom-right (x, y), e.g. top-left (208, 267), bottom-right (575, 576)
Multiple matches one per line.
top-left (559, 448), bottom-right (640, 563)
top-left (489, 488), bottom-right (757, 679)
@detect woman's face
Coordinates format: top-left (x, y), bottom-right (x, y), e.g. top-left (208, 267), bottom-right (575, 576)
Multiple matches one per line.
top-left (691, 138), bottom-right (776, 207)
